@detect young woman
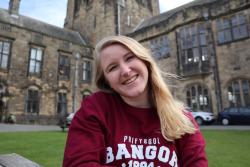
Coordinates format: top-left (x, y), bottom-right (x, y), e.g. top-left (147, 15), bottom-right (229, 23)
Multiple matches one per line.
top-left (63, 36), bottom-right (208, 167)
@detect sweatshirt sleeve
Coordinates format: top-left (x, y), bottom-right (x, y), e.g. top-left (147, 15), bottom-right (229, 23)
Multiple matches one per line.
top-left (175, 113), bottom-right (208, 167)
top-left (62, 96), bottom-right (114, 167)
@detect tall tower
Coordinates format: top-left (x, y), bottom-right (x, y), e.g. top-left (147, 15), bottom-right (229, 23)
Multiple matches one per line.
top-left (64, 0), bottom-right (159, 45)
top-left (8, 0), bottom-right (20, 15)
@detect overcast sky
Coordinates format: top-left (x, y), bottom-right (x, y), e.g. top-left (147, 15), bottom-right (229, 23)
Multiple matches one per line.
top-left (0, 0), bottom-right (194, 27)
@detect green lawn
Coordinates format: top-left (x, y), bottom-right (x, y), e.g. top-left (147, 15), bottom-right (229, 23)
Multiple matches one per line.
top-left (202, 130), bottom-right (250, 167)
top-left (0, 131), bottom-right (67, 167)
top-left (0, 130), bottom-right (250, 167)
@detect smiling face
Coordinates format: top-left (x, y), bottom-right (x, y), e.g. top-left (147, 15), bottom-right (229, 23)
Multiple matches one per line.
top-left (100, 44), bottom-right (149, 105)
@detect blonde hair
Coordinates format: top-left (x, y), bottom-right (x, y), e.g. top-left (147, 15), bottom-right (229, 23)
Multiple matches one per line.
top-left (95, 35), bottom-right (196, 141)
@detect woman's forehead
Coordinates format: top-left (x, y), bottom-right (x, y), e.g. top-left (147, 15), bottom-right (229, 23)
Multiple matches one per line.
top-left (100, 43), bottom-right (131, 56)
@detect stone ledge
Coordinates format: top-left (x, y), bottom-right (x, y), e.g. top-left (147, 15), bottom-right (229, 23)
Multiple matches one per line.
top-left (0, 153), bottom-right (41, 167)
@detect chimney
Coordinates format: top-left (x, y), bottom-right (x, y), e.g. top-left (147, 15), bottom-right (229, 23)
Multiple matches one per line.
top-left (9, 0), bottom-right (21, 15)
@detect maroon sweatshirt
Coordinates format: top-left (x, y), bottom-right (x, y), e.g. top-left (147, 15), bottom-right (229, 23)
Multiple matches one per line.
top-left (63, 91), bottom-right (208, 167)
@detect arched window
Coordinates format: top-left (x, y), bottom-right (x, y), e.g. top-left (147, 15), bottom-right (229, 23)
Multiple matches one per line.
top-left (186, 84), bottom-right (210, 112)
top-left (228, 79), bottom-right (250, 107)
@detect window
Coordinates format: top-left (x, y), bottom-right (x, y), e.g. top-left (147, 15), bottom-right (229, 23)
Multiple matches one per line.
top-left (150, 35), bottom-right (170, 59)
top-left (74, 0), bottom-right (80, 15)
top-left (217, 13), bottom-right (248, 44)
top-left (186, 84), bottom-right (210, 112)
top-left (127, 15), bottom-right (131, 26)
top-left (0, 40), bottom-right (11, 69)
top-left (57, 92), bottom-right (67, 114)
top-left (26, 89), bottom-right (39, 113)
top-left (228, 108), bottom-right (238, 113)
top-left (28, 47), bottom-right (43, 77)
top-left (82, 60), bottom-right (91, 82)
top-left (228, 79), bottom-right (250, 107)
top-left (117, 0), bottom-right (125, 7)
top-left (58, 55), bottom-right (70, 79)
top-left (177, 23), bottom-right (211, 75)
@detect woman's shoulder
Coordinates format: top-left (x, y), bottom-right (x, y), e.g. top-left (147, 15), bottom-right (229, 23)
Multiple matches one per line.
top-left (85, 91), bottom-right (117, 102)
top-left (82, 90), bottom-right (120, 111)
top-left (76, 91), bottom-right (117, 120)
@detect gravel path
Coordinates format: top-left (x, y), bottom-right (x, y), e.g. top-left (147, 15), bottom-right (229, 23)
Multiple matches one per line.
top-left (0, 123), bottom-right (250, 132)
top-left (0, 123), bottom-right (61, 132)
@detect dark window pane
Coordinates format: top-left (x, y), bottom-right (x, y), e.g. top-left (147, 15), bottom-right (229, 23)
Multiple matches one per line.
top-left (178, 24), bottom-right (211, 74)
top-left (216, 20), bottom-right (223, 30)
top-left (83, 61), bottom-right (92, 82)
top-left (191, 26), bottom-right (196, 35)
top-left (0, 42), bottom-right (3, 50)
top-left (233, 81), bottom-right (240, 93)
top-left (57, 93), bottom-right (67, 113)
top-left (201, 47), bottom-right (208, 61)
top-left (58, 55), bottom-right (70, 78)
top-left (198, 86), bottom-right (202, 94)
top-left (26, 89), bottom-right (39, 113)
top-left (244, 94), bottom-right (250, 106)
top-left (187, 98), bottom-right (191, 107)
top-left (239, 25), bottom-right (248, 37)
top-left (187, 49), bottom-right (193, 63)
top-left (59, 57), bottom-right (64, 65)
top-left (242, 80), bottom-right (249, 93)
top-left (192, 35), bottom-right (198, 47)
top-left (218, 31), bottom-right (225, 43)
top-left (231, 16), bottom-right (238, 26)
top-left (193, 48), bottom-right (199, 63)
top-left (150, 36), bottom-right (170, 59)
top-left (186, 85), bottom-right (210, 111)
top-left (229, 108), bottom-right (237, 113)
top-left (223, 19), bottom-right (230, 28)
top-left (200, 34), bottom-right (206, 45)
top-left (224, 29), bottom-right (232, 42)
top-left (191, 86), bottom-right (196, 96)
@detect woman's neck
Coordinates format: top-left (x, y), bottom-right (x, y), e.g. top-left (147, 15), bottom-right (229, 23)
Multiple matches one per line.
top-left (120, 90), bottom-right (151, 108)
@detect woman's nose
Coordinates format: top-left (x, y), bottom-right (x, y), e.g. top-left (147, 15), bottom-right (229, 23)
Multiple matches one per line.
top-left (121, 64), bottom-right (131, 77)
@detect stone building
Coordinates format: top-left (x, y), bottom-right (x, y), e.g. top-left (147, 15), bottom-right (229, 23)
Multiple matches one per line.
top-left (64, 0), bottom-right (160, 45)
top-left (0, 0), bottom-right (250, 124)
top-left (129, 0), bottom-right (250, 115)
top-left (0, 0), bottom-right (162, 124)
top-left (0, 0), bottom-right (94, 124)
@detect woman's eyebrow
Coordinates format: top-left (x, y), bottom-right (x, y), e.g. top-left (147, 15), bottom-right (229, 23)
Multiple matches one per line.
top-left (105, 62), bottom-right (116, 72)
top-left (124, 51), bottom-right (133, 57)
top-left (104, 51), bottom-right (134, 72)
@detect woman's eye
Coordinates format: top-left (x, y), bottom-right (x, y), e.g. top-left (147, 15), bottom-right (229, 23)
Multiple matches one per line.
top-left (126, 54), bottom-right (135, 62)
top-left (108, 65), bottom-right (117, 72)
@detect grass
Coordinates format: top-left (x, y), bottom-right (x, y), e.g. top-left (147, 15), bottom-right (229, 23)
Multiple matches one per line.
top-left (202, 130), bottom-right (250, 167)
top-left (0, 131), bottom-right (67, 167)
top-left (0, 130), bottom-right (250, 167)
